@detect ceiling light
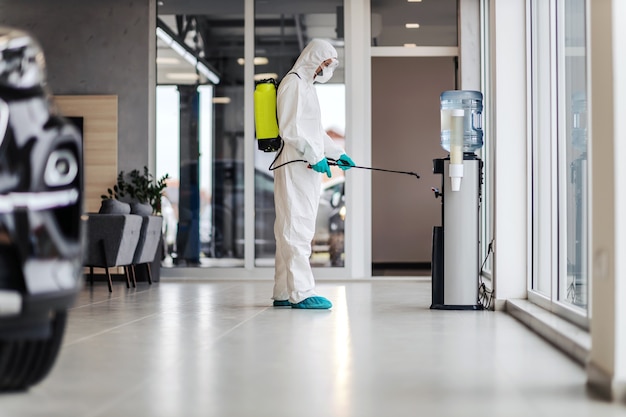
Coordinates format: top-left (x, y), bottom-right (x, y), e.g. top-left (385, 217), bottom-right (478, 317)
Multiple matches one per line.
top-left (237, 57), bottom-right (269, 66)
top-left (405, 23), bottom-right (420, 29)
top-left (254, 73), bottom-right (278, 81)
top-left (166, 73), bottom-right (200, 81)
top-left (156, 57), bottom-right (180, 65)
top-left (407, 0), bottom-right (422, 2)
top-left (404, 43), bottom-right (417, 47)
top-left (212, 97), bottom-right (231, 104)
top-left (156, 24), bottom-right (220, 84)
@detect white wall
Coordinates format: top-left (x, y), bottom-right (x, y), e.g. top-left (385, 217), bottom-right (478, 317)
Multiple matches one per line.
top-left (371, 57), bottom-right (455, 264)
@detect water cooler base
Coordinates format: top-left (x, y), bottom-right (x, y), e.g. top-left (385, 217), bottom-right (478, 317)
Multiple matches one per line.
top-left (430, 226), bottom-right (482, 310)
top-left (430, 300), bottom-right (483, 310)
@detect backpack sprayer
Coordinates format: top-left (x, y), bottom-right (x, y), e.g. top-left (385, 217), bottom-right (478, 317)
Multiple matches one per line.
top-left (254, 78), bottom-right (420, 180)
top-left (254, 78), bottom-right (282, 152)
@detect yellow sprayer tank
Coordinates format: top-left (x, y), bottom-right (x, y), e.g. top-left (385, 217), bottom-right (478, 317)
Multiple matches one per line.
top-left (254, 79), bottom-right (282, 152)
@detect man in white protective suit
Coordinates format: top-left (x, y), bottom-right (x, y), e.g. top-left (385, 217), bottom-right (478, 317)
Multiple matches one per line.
top-left (272, 39), bottom-right (355, 309)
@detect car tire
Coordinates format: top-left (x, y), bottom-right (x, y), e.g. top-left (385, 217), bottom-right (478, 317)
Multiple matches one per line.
top-left (0, 310), bottom-right (67, 391)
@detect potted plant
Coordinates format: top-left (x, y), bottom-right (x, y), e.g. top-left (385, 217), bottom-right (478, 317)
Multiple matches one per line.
top-left (101, 166), bottom-right (169, 214)
top-left (100, 166), bottom-right (170, 282)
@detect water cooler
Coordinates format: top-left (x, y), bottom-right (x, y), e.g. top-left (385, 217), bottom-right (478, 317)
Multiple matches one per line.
top-left (431, 90), bottom-right (483, 310)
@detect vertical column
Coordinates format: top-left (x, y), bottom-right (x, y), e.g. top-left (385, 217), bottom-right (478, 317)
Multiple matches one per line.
top-left (244, 0), bottom-right (255, 269)
top-left (587, 0), bottom-right (626, 402)
top-left (344, 0), bottom-right (372, 278)
top-left (176, 85), bottom-right (201, 265)
top-left (459, 0), bottom-right (481, 90)
top-left (491, 0), bottom-right (528, 306)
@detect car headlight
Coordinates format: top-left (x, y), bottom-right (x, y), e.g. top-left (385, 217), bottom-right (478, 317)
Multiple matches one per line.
top-left (339, 205), bottom-right (346, 221)
top-left (44, 148), bottom-right (78, 187)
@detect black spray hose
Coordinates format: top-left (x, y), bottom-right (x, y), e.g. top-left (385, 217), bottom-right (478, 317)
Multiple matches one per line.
top-left (328, 159), bottom-right (420, 179)
top-left (268, 143), bottom-right (420, 179)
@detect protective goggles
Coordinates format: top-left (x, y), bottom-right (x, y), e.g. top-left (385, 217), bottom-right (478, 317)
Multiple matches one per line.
top-left (324, 58), bottom-right (339, 70)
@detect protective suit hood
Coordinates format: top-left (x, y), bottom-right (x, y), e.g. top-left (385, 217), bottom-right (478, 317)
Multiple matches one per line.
top-left (289, 39), bottom-right (337, 83)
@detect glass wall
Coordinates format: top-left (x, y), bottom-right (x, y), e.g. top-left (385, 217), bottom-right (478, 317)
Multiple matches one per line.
top-left (557, 0), bottom-right (588, 309)
top-left (157, 0), bottom-right (347, 268)
top-left (530, 0), bottom-right (554, 297)
top-left (156, 6), bottom-right (246, 267)
top-left (529, 0), bottom-right (589, 324)
top-left (254, 0), bottom-right (347, 267)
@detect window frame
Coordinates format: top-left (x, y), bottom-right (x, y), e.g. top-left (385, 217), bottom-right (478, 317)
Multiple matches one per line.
top-left (527, 0), bottom-right (590, 329)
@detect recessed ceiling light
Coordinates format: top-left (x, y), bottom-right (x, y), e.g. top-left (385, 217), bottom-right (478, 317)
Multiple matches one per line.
top-left (212, 97), bottom-right (231, 104)
top-left (156, 57), bottom-right (180, 65)
top-left (407, 0), bottom-right (422, 2)
top-left (166, 73), bottom-right (200, 81)
top-left (404, 43), bottom-right (417, 47)
top-left (405, 23), bottom-right (420, 29)
top-left (237, 57), bottom-right (269, 66)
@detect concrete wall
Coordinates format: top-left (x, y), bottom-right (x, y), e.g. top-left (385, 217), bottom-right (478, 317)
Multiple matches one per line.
top-left (371, 57), bottom-right (455, 263)
top-left (0, 0), bottom-right (156, 173)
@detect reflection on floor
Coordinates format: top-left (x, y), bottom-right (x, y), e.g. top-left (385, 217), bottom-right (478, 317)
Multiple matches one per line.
top-left (1, 279), bottom-right (624, 417)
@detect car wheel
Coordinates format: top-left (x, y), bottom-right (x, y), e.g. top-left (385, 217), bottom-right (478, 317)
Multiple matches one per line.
top-left (0, 310), bottom-right (67, 391)
top-left (329, 232), bottom-right (345, 267)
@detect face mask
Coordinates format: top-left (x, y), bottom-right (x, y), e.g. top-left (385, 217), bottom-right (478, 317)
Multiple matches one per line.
top-left (315, 58), bottom-right (338, 84)
top-left (315, 67), bottom-right (334, 83)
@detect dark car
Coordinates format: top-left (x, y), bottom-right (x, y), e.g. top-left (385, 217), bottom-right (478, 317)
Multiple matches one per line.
top-left (207, 161), bottom-right (345, 264)
top-left (327, 181), bottom-right (345, 267)
top-left (313, 177), bottom-right (345, 266)
top-left (0, 27), bottom-right (83, 390)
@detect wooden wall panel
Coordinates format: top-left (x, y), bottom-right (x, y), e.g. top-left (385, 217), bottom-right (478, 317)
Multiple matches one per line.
top-left (53, 95), bottom-right (118, 213)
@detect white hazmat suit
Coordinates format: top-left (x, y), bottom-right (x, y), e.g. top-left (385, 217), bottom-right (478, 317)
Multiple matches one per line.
top-left (273, 39), bottom-right (345, 307)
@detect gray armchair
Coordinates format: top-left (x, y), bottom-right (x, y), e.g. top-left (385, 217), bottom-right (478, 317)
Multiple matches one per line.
top-left (130, 215), bottom-right (163, 285)
top-left (83, 213), bottom-right (143, 292)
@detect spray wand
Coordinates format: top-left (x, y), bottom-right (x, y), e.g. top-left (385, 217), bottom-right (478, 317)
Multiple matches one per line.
top-left (269, 146), bottom-right (420, 179)
top-left (326, 159), bottom-right (420, 179)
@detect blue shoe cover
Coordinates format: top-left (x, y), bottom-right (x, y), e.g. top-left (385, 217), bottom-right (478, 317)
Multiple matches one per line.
top-left (273, 300), bottom-right (291, 307)
top-left (291, 296), bottom-right (332, 310)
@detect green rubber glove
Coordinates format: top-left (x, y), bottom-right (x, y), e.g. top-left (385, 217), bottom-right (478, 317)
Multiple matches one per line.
top-left (310, 158), bottom-right (332, 178)
top-left (337, 154), bottom-right (355, 170)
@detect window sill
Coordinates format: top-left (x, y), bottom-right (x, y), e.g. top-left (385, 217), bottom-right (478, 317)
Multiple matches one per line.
top-left (506, 299), bottom-right (590, 365)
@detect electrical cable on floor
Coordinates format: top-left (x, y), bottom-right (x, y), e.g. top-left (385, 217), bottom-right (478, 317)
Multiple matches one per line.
top-left (478, 239), bottom-right (494, 310)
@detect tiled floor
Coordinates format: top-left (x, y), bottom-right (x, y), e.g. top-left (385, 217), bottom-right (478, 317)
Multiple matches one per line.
top-left (1, 279), bottom-right (625, 417)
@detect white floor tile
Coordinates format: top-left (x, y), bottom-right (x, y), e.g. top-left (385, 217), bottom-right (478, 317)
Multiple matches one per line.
top-left (0, 279), bottom-right (624, 417)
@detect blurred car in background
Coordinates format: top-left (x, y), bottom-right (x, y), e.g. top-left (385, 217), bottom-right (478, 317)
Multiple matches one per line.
top-left (313, 177), bottom-right (345, 266)
top-left (0, 26), bottom-right (83, 391)
top-left (165, 159), bottom-right (346, 265)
